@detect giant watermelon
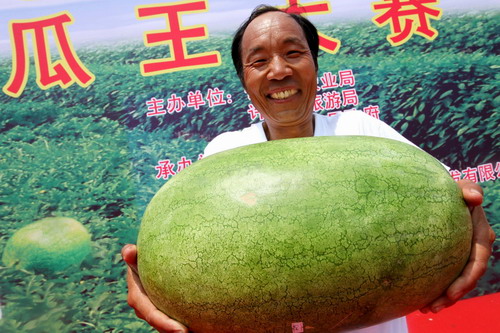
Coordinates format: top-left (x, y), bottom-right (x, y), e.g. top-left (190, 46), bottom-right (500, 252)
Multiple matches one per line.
top-left (137, 136), bottom-right (471, 333)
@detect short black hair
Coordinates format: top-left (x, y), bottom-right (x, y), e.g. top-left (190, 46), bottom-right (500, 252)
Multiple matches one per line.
top-left (231, 5), bottom-right (319, 86)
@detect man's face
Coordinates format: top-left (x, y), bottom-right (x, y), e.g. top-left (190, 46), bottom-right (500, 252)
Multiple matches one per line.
top-left (241, 12), bottom-right (317, 128)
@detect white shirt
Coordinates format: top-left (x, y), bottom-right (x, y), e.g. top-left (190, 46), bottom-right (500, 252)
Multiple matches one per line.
top-left (203, 111), bottom-right (410, 332)
top-left (204, 111), bottom-right (415, 157)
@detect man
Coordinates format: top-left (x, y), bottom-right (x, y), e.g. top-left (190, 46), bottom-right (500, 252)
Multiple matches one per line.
top-left (122, 5), bottom-right (495, 332)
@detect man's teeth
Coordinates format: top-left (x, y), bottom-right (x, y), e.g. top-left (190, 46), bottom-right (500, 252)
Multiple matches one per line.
top-left (270, 89), bottom-right (297, 100)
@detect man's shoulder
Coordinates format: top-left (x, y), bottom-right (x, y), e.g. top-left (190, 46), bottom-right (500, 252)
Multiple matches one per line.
top-left (203, 123), bottom-right (266, 157)
top-left (316, 110), bottom-right (378, 125)
top-left (314, 111), bottom-right (382, 136)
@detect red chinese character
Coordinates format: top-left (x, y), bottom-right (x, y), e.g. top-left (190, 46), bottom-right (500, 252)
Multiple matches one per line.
top-left (247, 104), bottom-right (263, 121)
top-left (327, 111), bottom-right (339, 117)
top-left (323, 91), bottom-right (342, 110)
top-left (166, 93), bottom-right (186, 114)
top-left (3, 12), bottom-right (94, 98)
top-left (176, 156), bottom-right (193, 172)
top-left (363, 105), bottom-right (381, 119)
top-left (313, 94), bottom-right (324, 112)
top-left (477, 163), bottom-right (496, 182)
top-left (279, 0), bottom-right (341, 54)
top-left (206, 87), bottom-right (227, 107)
top-left (155, 160), bottom-right (177, 179)
top-left (449, 169), bottom-right (462, 182)
top-left (319, 72), bottom-right (338, 90)
top-left (146, 97), bottom-right (166, 117)
top-left (136, 0), bottom-right (221, 75)
top-left (372, 0), bottom-right (442, 46)
top-left (187, 90), bottom-right (206, 110)
top-left (339, 69), bottom-right (355, 87)
top-left (495, 162), bottom-right (500, 178)
top-left (342, 89), bottom-right (359, 106)
top-left (461, 166), bottom-right (478, 183)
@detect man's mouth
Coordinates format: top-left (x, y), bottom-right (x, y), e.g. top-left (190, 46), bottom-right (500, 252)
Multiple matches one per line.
top-left (269, 89), bottom-right (298, 100)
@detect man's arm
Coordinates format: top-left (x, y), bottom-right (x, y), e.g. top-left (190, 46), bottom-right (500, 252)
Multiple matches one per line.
top-left (420, 179), bottom-right (496, 313)
top-left (121, 244), bottom-right (189, 333)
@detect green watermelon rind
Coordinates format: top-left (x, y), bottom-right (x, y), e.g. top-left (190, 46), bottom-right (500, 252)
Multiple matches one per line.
top-left (138, 136), bottom-right (471, 333)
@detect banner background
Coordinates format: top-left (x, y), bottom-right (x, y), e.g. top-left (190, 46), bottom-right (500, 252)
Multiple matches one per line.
top-left (1, 1), bottom-right (498, 331)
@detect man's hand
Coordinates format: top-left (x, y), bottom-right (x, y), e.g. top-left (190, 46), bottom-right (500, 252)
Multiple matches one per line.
top-left (420, 179), bottom-right (496, 314)
top-left (121, 244), bottom-right (189, 333)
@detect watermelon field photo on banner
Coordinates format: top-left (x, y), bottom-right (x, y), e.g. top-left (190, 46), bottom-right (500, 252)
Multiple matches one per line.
top-left (0, 0), bottom-right (498, 332)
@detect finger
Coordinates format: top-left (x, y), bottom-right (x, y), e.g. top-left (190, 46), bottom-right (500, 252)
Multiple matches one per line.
top-left (127, 265), bottom-right (146, 296)
top-left (126, 267), bottom-right (188, 333)
top-left (451, 207), bottom-right (493, 298)
top-left (419, 294), bottom-right (456, 314)
top-left (144, 309), bottom-right (188, 333)
top-left (121, 244), bottom-right (139, 274)
top-left (457, 179), bottom-right (483, 207)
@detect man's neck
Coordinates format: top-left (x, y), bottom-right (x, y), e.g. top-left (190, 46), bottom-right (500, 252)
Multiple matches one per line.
top-left (263, 116), bottom-right (315, 141)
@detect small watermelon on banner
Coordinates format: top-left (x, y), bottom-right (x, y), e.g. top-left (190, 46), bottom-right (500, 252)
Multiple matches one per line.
top-left (2, 217), bottom-right (92, 274)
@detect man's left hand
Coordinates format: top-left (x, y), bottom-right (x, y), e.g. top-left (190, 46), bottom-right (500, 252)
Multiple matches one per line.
top-left (420, 179), bottom-right (496, 314)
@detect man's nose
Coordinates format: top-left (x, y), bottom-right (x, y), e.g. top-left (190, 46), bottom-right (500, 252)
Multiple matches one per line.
top-left (267, 56), bottom-right (292, 80)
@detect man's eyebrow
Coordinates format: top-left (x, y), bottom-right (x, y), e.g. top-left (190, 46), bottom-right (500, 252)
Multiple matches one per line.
top-left (246, 36), bottom-right (307, 59)
top-left (247, 46), bottom-right (265, 58)
top-left (282, 36), bottom-right (307, 46)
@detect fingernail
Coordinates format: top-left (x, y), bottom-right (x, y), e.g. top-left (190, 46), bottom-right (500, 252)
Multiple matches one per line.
top-left (432, 305), bottom-right (445, 313)
top-left (470, 187), bottom-right (481, 195)
top-left (121, 244), bottom-right (131, 257)
top-left (451, 292), bottom-right (464, 301)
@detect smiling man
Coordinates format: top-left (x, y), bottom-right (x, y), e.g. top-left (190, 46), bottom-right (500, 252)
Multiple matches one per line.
top-left (203, 6), bottom-right (416, 158)
top-left (122, 5), bottom-right (495, 333)
top-left (239, 10), bottom-right (318, 139)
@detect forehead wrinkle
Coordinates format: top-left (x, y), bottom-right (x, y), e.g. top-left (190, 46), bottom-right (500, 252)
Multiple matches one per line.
top-left (245, 34), bottom-right (307, 60)
top-left (282, 36), bottom-right (307, 47)
top-left (242, 12), bottom-right (307, 61)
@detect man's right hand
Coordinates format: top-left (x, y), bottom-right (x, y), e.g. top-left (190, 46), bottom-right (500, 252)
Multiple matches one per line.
top-left (121, 244), bottom-right (189, 333)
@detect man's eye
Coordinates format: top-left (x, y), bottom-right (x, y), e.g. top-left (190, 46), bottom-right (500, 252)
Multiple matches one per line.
top-left (287, 50), bottom-right (301, 57)
top-left (253, 59), bottom-right (266, 66)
